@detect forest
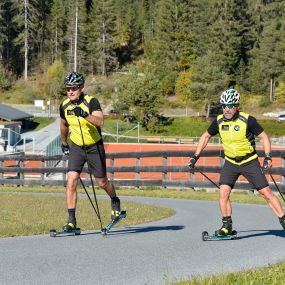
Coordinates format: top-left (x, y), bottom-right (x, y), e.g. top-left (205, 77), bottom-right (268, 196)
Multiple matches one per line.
top-left (0, 0), bottom-right (285, 131)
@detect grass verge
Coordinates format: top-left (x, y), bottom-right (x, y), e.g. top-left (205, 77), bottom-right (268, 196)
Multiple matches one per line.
top-left (170, 261), bottom-right (285, 285)
top-left (0, 186), bottom-right (273, 205)
top-left (0, 193), bottom-right (174, 237)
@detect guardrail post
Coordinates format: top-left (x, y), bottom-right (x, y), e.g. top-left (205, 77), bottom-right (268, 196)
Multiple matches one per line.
top-left (162, 155), bottom-right (167, 188)
top-left (62, 159), bottom-right (67, 187)
top-left (136, 157), bottom-right (140, 188)
top-left (0, 161), bottom-right (3, 185)
top-left (282, 156), bottom-right (285, 186)
top-left (41, 159), bottom-right (45, 186)
top-left (17, 159), bottom-right (24, 187)
top-left (110, 158), bottom-right (114, 182)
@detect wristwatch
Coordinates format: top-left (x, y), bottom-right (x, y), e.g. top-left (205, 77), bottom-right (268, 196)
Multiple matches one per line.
top-left (265, 152), bottom-right (272, 157)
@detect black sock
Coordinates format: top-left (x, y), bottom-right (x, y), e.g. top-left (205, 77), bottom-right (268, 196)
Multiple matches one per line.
top-left (111, 195), bottom-right (119, 201)
top-left (279, 214), bottom-right (285, 222)
top-left (68, 208), bottom-right (76, 223)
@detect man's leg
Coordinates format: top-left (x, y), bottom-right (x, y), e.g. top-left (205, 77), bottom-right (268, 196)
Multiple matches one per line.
top-left (242, 158), bottom-right (285, 230)
top-left (219, 184), bottom-right (232, 216)
top-left (259, 186), bottom-right (285, 217)
top-left (95, 176), bottom-right (121, 219)
top-left (217, 160), bottom-right (239, 235)
top-left (63, 171), bottom-right (79, 231)
top-left (215, 184), bottom-right (233, 235)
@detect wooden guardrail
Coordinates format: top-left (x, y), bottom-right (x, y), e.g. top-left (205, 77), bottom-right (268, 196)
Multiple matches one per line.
top-left (0, 150), bottom-right (285, 193)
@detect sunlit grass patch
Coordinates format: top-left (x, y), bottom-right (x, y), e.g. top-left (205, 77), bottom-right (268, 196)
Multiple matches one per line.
top-left (170, 261), bottom-right (285, 285)
top-left (0, 193), bottom-right (175, 237)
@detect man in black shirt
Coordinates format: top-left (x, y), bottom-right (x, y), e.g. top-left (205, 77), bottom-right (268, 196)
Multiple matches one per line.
top-left (189, 89), bottom-right (285, 234)
top-left (59, 71), bottom-right (121, 232)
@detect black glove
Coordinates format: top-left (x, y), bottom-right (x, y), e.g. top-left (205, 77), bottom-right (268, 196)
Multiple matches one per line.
top-left (262, 156), bottom-right (272, 170)
top-left (73, 106), bottom-right (88, 118)
top-left (61, 144), bottom-right (70, 155)
top-left (188, 155), bottom-right (199, 169)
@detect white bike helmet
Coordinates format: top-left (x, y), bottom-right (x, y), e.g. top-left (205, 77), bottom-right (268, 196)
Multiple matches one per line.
top-left (220, 89), bottom-right (240, 104)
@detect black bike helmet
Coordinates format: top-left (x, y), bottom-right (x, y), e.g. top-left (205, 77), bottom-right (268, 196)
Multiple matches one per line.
top-left (64, 71), bottom-right (85, 87)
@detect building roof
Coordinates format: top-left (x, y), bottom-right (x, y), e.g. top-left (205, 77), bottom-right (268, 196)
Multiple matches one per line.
top-left (0, 104), bottom-right (33, 121)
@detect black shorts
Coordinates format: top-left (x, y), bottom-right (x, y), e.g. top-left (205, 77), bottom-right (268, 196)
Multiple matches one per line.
top-left (219, 158), bottom-right (269, 190)
top-left (68, 140), bottom-right (107, 178)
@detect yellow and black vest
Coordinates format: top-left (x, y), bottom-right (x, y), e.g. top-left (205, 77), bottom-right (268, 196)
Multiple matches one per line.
top-left (61, 94), bottom-right (102, 146)
top-left (217, 112), bottom-right (258, 165)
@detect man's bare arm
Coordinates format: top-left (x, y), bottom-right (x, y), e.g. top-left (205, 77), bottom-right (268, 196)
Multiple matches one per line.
top-left (84, 110), bottom-right (104, 127)
top-left (60, 118), bottom-right (69, 145)
top-left (194, 131), bottom-right (212, 157)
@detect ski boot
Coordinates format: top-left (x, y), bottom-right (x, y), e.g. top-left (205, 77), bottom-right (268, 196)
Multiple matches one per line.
top-left (215, 216), bottom-right (232, 236)
top-left (62, 220), bottom-right (77, 233)
top-left (111, 197), bottom-right (121, 221)
top-left (279, 215), bottom-right (285, 230)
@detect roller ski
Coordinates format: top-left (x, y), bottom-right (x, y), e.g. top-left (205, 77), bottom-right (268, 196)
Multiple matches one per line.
top-left (101, 196), bottom-right (125, 235)
top-left (202, 230), bottom-right (237, 241)
top-left (50, 222), bottom-right (81, 237)
top-left (101, 210), bottom-right (127, 236)
top-left (202, 216), bottom-right (237, 241)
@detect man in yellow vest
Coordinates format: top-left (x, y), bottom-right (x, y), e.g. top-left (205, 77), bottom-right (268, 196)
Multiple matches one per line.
top-left (189, 89), bottom-right (285, 235)
top-left (59, 71), bottom-right (121, 232)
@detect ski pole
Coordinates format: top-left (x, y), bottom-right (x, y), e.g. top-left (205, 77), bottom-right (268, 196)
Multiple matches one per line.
top-left (195, 169), bottom-right (220, 189)
top-left (269, 173), bottom-right (285, 203)
top-left (77, 117), bottom-right (103, 230)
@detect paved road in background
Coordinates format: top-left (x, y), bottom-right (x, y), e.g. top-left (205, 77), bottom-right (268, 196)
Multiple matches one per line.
top-left (0, 195), bottom-right (284, 285)
top-left (21, 117), bottom-right (60, 152)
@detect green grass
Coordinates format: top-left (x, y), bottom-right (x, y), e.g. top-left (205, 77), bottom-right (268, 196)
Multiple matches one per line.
top-left (32, 117), bottom-right (55, 131)
top-left (22, 117), bottom-right (55, 133)
top-left (103, 117), bottom-right (285, 139)
top-left (259, 120), bottom-right (285, 137)
top-left (0, 186), bottom-right (274, 205)
top-left (0, 193), bottom-right (174, 237)
top-left (170, 262), bottom-right (285, 285)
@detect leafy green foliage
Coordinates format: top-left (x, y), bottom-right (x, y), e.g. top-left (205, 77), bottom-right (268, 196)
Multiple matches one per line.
top-left (0, 64), bottom-right (11, 90)
top-left (116, 66), bottom-right (164, 132)
top-left (189, 51), bottom-right (228, 117)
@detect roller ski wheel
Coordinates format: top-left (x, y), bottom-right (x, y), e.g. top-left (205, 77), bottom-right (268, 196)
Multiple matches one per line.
top-left (102, 210), bottom-right (127, 236)
top-left (202, 230), bottom-right (237, 241)
top-left (49, 227), bottom-right (81, 238)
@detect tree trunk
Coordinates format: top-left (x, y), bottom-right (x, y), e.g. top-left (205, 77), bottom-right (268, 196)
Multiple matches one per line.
top-left (74, 1), bottom-right (78, 72)
top-left (206, 100), bottom-right (210, 119)
top-left (270, 77), bottom-right (275, 102)
top-left (102, 19), bottom-right (106, 76)
top-left (24, 0), bottom-right (28, 81)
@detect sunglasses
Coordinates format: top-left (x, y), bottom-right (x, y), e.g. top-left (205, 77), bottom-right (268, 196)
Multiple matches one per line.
top-left (66, 86), bottom-right (80, 92)
top-left (222, 104), bottom-right (235, 109)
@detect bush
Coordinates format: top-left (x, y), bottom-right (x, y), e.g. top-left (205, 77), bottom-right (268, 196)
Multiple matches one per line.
top-left (259, 96), bottom-right (272, 107)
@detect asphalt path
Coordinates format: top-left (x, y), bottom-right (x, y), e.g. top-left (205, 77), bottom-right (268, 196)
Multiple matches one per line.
top-left (21, 117), bottom-right (60, 152)
top-left (0, 195), bottom-right (285, 285)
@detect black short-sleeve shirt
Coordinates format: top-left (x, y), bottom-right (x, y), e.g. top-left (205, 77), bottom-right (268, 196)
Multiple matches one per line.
top-left (59, 93), bottom-right (102, 119)
top-left (207, 114), bottom-right (264, 137)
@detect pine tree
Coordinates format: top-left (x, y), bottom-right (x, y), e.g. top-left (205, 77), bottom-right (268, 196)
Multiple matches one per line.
top-left (189, 51), bottom-right (229, 118)
top-left (85, 0), bottom-right (117, 76)
top-left (0, 0), bottom-right (7, 60)
top-left (47, 0), bottom-right (68, 62)
top-left (64, 0), bottom-right (88, 72)
top-left (206, 0), bottom-right (254, 86)
top-left (11, 0), bottom-right (39, 80)
top-left (113, 0), bottom-right (141, 65)
top-left (248, 1), bottom-right (285, 98)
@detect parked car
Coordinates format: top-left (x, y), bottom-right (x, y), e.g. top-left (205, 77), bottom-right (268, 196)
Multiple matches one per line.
top-left (277, 114), bottom-right (285, 122)
top-left (108, 109), bottom-right (120, 116)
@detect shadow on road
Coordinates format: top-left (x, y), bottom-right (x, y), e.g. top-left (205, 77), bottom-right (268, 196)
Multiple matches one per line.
top-left (111, 225), bottom-right (185, 235)
top-left (79, 225), bottom-right (184, 237)
top-left (237, 229), bottom-right (285, 239)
